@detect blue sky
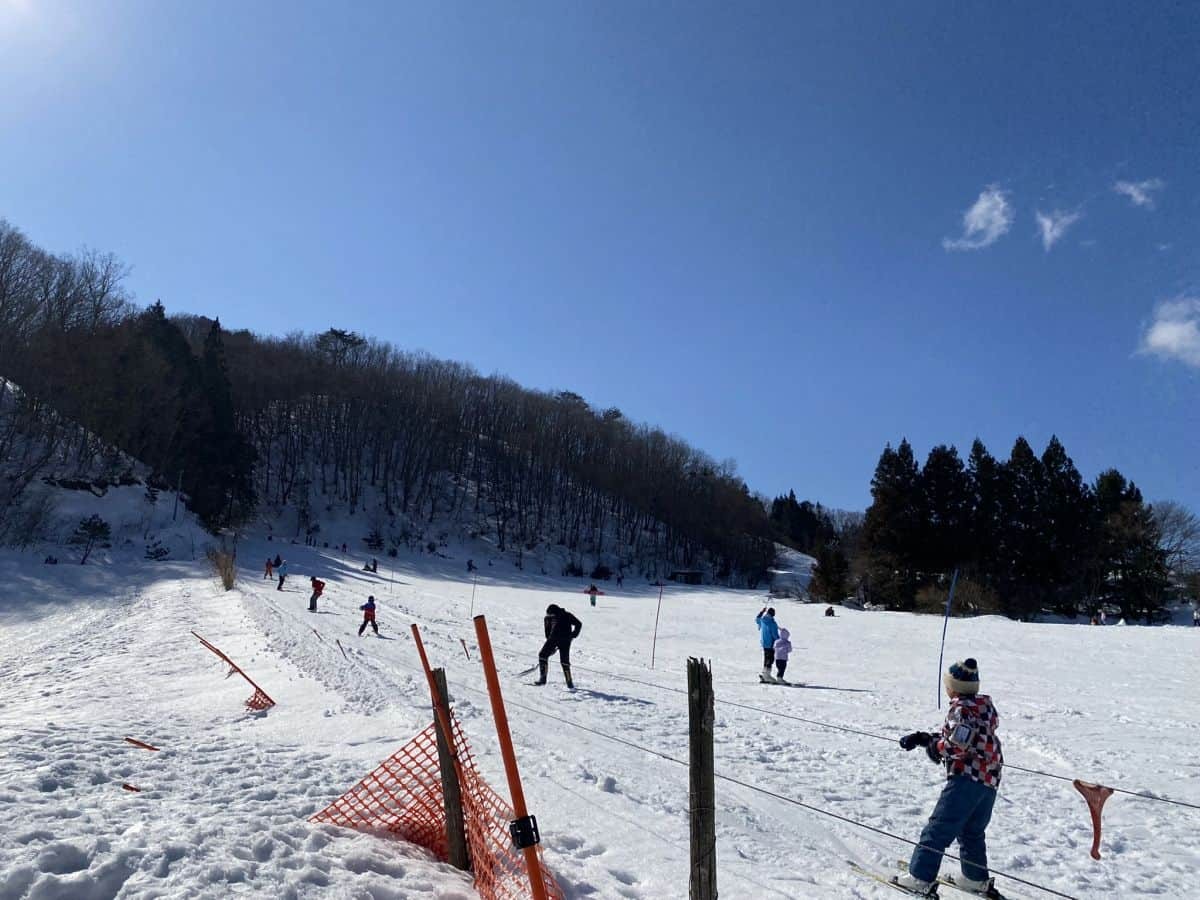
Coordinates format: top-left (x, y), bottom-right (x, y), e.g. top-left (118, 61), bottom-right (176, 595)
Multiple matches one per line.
top-left (2, 1), bottom-right (1197, 512)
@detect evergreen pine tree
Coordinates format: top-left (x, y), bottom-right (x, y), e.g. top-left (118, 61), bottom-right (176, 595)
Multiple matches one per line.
top-left (917, 444), bottom-right (971, 574)
top-left (1093, 470), bottom-right (1169, 621)
top-left (862, 439), bottom-right (921, 609)
top-left (1039, 436), bottom-right (1094, 614)
top-left (966, 438), bottom-right (1004, 587)
top-left (998, 437), bottom-right (1048, 618)
top-left (810, 540), bottom-right (850, 604)
top-left (195, 318), bottom-right (256, 525)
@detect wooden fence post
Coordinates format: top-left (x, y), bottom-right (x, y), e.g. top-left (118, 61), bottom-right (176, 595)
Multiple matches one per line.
top-left (688, 657), bottom-right (717, 900)
top-left (432, 667), bottom-right (470, 871)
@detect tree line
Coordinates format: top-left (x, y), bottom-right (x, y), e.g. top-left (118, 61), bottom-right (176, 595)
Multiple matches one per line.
top-left (0, 220), bottom-right (773, 579)
top-left (855, 436), bottom-right (1186, 621)
top-left (4, 217), bottom-right (1193, 607)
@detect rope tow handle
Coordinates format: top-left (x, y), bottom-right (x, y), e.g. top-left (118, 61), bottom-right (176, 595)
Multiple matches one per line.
top-left (1073, 780), bottom-right (1115, 860)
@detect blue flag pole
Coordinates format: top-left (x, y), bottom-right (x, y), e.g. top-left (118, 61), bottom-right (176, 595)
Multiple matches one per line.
top-left (936, 569), bottom-right (960, 710)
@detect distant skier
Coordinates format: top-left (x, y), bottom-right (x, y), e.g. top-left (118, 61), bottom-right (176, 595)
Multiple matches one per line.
top-left (264, 558), bottom-right (274, 579)
top-left (276, 560), bottom-right (288, 591)
top-left (616, 572), bottom-right (624, 588)
top-left (894, 658), bottom-right (1004, 898)
top-left (1193, 607), bottom-right (1199, 627)
top-left (825, 606), bottom-right (836, 617)
top-left (358, 596), bottom-right (378, 636)
top-left (535, 604), bottom-right (582, 688)
top-left (467, 559), bottom-right (476, 573)
top-left (309, 576), bottom-right (325, 612)
top-left (755, 607), bottom-right (779, 683)
top-left (772, 627), bottom-right (792, 683)
top-left (585, 584), bottom-right (600, 607)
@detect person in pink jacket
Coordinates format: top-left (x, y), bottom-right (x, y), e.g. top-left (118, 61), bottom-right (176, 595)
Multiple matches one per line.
top-left (772, 628), bottom-right (792, 683)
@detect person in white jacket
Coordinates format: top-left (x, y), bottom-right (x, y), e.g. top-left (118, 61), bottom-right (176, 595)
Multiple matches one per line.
top-left (772, 628), bottom-right (792, 683)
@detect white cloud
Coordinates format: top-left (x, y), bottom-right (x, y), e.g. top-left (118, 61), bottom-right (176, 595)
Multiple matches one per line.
top-left (942, 186), bottom-right (1014, 251)
top-left (1035, 209), bottom-right (1082, 251)
top-left (1113, 178), bottom-right (1165, 209)
top-left (1139, 297), bottom-right (1200, 368)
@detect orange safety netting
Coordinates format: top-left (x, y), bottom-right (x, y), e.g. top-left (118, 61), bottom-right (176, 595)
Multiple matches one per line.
top-left (191, 631), bottom-right (277, 711)
top-left (312, 713), bottom-right (563, 900)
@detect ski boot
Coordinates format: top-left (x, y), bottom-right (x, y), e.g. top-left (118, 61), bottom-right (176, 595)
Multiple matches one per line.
top-left (946, 875), bottom-right (1003, 898)
top-left (534, 659), bottom-right (548, 686)
top-left (892, 873), bottom-right (937, 896)
top-left (561, 663), bottom-right (574, 689)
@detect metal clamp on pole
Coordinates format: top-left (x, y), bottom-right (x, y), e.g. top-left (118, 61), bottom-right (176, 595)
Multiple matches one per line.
top-left (509, 814), bottom-right (541, 850)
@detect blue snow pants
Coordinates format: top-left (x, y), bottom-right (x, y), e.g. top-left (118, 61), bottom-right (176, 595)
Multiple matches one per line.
top-left (908, 775), bottom-right (997, 884)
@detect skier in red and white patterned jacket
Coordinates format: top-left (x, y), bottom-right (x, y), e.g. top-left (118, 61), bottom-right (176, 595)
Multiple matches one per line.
top-left (937, 690), bottom-right (1003, 787)
top-left (892, 658), bottom-right (1005, 898)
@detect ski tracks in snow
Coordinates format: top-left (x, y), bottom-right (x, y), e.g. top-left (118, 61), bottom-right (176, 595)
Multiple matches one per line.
top-left (0, 559), bottom-right (476, 899)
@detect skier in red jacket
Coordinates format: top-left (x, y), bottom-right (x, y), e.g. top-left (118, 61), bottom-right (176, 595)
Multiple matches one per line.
top-left (358, 596), bottom-right (378, 636)
top-left (309, 577), bottom-right (325, 612)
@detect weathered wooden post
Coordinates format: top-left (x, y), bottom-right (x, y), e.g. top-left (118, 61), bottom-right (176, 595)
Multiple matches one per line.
top-left (688, 657), bottom-right (717, 900)
top-left (432, 667), bottom-right (469, 871)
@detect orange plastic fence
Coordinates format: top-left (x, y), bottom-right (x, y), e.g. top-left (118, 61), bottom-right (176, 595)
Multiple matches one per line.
top-left (1073, 779), bottom-right (1115, 860)
top-left (191, 631), bottom-right (277, 711)
top-left (312, 713), bottom-right (563, 900)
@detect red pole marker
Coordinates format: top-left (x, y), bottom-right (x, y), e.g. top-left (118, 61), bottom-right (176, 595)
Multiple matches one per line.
top-left (121, 783), bottom-right (142, 792)
top-left (123, 737), bottom-right (160, 752)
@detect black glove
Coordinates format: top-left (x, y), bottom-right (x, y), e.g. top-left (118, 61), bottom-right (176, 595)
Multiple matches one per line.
top-left (925, 741), bottom-right (944, 764)
top-left (899, 731), bottom-right (932, 751)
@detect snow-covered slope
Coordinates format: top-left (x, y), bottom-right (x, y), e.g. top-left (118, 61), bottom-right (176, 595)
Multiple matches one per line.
top-left (768, 544), bottom-right (817, 598)
top-left (2, 537), bottom-right (1198, 899)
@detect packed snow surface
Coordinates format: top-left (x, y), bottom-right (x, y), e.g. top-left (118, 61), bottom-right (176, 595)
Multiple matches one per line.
top-left (2, 538), bottom-right (1198, 899)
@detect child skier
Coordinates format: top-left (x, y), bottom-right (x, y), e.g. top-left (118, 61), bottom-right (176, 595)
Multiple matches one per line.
top-left (755, 607), bottom-right (780, 683)
top-left (358, 596), bottom-right (378, 636)
top-left (276, 560), bottom-right (288, 591)
top-left (772, 627), bottom-right (792, 683)
top-left (894, 658), bottom-right (1004, 898)
top-left (535, 604), bottom-right (582, 688)
top-left (309, 576), bottom-right (325, 612)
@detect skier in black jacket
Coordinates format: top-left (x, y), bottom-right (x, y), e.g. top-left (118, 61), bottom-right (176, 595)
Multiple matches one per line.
top-left (536, 604), bottom-right (582, 688)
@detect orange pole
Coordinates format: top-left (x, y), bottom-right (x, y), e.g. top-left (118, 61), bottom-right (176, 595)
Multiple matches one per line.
top-left (410, 623), bottom-right (472, 871)
top-left (473, 614), bottom-right (549, 900)
top-left (410, 624), bottom-right (457, 739)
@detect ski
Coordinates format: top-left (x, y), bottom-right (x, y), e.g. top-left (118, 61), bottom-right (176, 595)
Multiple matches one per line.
top-left (514, 664), bottom-right (540, 677)
top-left (848, 861), bottom-right (938, 896)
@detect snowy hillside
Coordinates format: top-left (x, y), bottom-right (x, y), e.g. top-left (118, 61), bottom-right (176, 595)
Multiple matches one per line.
top-left (768, 544), bottom-right (817, 598)
top-left (2, 533), bottom-right (1198, 899)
